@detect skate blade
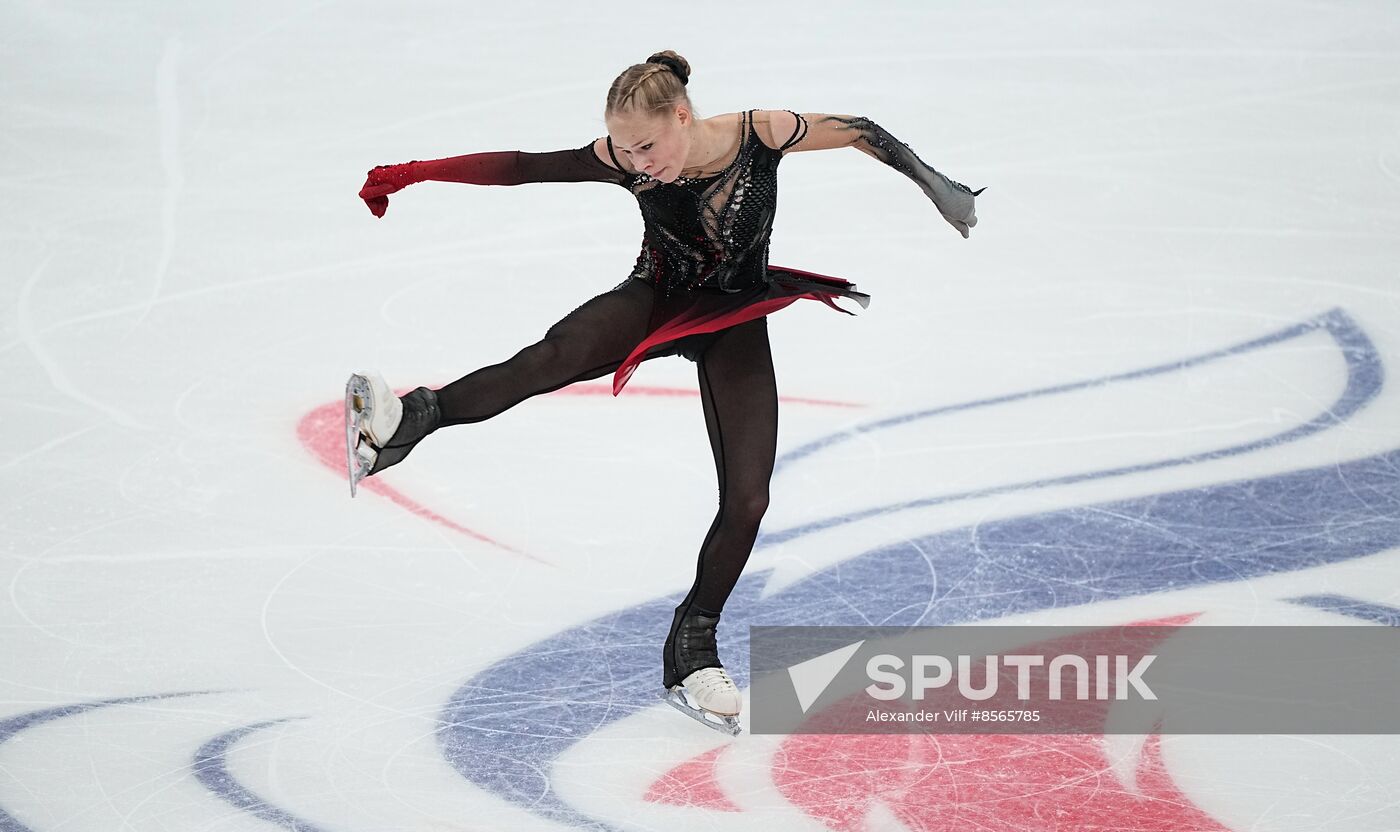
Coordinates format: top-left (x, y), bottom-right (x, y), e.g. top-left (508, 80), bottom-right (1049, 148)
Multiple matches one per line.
top-left (344, 374), bottom-right (376, 498)
top-left (660, 688), bottom-right (742, 737)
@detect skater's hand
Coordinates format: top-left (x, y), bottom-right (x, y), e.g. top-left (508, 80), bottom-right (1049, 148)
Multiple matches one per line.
top-left (933, 185), bottom-right (985, 239)
top-left (942, 208), bottom-right (977, 239)
top-left (358, 163), bottom-right (418, 218)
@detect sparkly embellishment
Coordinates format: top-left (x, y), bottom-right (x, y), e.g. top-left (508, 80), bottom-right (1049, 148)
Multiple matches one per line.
top-left (809, 115), bottom-right (983, 235)
top-left (624, 110), bottom-right (783, 295)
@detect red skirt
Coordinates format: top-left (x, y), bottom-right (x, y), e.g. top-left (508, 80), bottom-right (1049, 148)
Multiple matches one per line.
top-left (611, 264), bottom-right (871, 395)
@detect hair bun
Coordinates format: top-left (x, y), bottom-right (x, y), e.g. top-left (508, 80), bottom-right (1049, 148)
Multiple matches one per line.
top-left (646, 53), bottom-right (689, 86)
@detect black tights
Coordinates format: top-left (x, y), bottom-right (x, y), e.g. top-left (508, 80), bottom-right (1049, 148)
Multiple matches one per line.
top-left (433, 278), bottom-right (777, 614)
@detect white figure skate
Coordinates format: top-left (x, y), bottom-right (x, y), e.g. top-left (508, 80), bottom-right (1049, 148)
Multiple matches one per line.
top-left (344, 371), bottom-right (403, 497)
top-left (661, 667), bottom-right (742, 737)
top-left (662, 606), bottom-right (743, 736)
top-left (344, 373), bottom-right (441, 497)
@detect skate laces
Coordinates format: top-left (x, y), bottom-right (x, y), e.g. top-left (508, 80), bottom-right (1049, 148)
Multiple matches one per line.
top-left (686, 667), bottom-right (738, 697)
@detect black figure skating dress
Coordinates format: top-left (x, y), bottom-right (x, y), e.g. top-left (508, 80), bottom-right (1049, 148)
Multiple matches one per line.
top-left (596, 109), bottom-right (870, 393)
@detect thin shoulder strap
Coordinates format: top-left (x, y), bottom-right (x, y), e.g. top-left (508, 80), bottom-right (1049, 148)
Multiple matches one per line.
top-left (742, 109), bottom-right (762, 154)
top-left (605, 136), bottom-right (626, 171)
top-left (778, 110), bottom-right (808, 151)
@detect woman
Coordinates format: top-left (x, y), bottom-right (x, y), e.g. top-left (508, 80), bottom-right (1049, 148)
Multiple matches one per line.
top-left (347, 50), bottom-right (982, 735)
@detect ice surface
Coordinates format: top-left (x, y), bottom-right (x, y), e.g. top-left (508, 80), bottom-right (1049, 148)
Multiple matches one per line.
top-left (3, 2), bottom-right (1400, 830)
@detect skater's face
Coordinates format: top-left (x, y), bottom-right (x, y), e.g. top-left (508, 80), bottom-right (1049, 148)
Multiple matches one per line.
top-left (606, 105), bottom-right (694, 183)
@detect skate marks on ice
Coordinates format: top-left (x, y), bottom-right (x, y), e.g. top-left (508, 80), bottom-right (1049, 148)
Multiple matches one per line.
top-left (748, 305), bottom-right (1376, 597)
top-left (0, 692), bottom-right (226, 832)
top-left (297, 381), bottom-right (865, 561)
top-left (434, 308), bottom-right (1400, 831)
top-left (10, 309), bottom-right (1383, 832)
top-left (762, 306), bottom-right (1374, 547)
top-left (1289, 594), bottom-right (1400, 626)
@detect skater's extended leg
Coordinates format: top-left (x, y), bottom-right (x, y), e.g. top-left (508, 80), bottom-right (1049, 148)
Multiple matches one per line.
top-left (664, 316), bottom-right (777, 696)
top-left (347, 278), bottom-right (659, 489)
top-left (434, 278), bottom-right (655, 426)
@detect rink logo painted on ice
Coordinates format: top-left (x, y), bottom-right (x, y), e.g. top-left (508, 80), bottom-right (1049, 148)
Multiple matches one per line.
top-left (24, 309), bottom-right (1382, 831)
top-left (431, 308), bottom-right (1396, 830)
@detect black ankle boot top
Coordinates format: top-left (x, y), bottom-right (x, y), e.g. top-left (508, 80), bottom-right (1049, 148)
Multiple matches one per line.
top-left (664, 606), bottom-right (723, 688)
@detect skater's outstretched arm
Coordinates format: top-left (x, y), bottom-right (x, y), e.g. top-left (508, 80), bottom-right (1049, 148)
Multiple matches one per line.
top-left (358, 143), bottom-right (628, 217)
top-left (762, 110), bottom-right (984, 238)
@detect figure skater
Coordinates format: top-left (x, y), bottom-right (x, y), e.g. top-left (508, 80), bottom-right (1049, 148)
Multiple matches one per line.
top-left (347, 50), bottom-right (982, 735)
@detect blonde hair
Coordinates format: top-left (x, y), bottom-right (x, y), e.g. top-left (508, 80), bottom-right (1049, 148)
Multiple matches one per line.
top-left (605, 50), bottom-right (695, 118)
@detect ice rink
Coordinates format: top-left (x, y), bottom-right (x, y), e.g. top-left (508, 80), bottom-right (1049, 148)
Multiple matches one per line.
top-left (5, 1), bottom-right (1400, 830)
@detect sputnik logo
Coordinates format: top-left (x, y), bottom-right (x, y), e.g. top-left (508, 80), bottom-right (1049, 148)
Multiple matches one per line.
top-left (788, 640), bottom-right (864, 712)
top-left (787, 638), bottom-right (1160, 713)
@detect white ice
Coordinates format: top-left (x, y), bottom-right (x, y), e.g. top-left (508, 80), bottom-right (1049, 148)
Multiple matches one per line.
top-left (3, 2), bottom-right (1400, 831)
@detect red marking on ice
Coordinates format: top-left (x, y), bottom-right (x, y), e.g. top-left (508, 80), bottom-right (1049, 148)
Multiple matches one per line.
top-left (643, 745), bottom-right (741, 812)
top-left (549, 382), bottom-right (864, 409)
top-left (771, 727), bottom-right (1225, 832)
top-left (300, 382), bottom-right (864, 559)
top-left (1127, 612), bottom-right (1199, 628)
top-left (296, 400), bottom-right (545, 562)
top-left (645, 614), bottom-right (1226, 831)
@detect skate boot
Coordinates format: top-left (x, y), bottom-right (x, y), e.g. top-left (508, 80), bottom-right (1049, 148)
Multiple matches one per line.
top-left (344, 371), bottom-right (441, 497)
top-left (661, 605), bottom-right (742, 736)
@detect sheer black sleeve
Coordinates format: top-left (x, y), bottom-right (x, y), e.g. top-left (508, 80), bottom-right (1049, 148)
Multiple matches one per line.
top-left (787, 114), bottom-right (984, 238)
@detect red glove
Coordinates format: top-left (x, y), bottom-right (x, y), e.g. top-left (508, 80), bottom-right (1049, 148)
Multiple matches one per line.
top-left (357, 153), bottom-right (525, 218)
top-left (358, 163), bottom-right (416, 218)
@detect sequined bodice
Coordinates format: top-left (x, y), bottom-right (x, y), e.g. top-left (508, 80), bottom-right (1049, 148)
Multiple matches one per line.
top-left (618, 110), bottom-right (781, 296)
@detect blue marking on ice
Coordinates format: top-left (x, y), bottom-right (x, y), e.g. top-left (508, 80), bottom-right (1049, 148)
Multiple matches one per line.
top-left (192, 718), bottom-right (324, 832)
top-left (1290, 594), bottom-right (1400, 626)
top-left (763, 307), bottom-right (1376, 545)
